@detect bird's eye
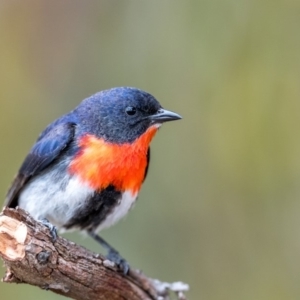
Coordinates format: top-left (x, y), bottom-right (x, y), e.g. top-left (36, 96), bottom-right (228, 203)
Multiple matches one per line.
top-left (125, 106), bottom-right (137, 116)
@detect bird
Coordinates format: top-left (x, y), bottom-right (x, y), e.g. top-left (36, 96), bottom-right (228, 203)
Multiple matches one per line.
top-left (4, 87), bottom-right (181, 273)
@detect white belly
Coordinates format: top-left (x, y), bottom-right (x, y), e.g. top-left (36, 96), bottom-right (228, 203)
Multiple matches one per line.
top-left (18, 167), bottom-right (137, 232)
top-left (19, 174), bottom-right (94, 228)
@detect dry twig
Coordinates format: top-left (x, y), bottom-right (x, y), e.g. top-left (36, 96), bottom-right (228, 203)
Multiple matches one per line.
top-left (0, 207), bottom-right (189, 300)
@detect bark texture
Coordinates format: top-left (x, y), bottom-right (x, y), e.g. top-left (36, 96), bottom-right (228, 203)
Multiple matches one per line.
top-left (0, 207), bottom-right (159, 300)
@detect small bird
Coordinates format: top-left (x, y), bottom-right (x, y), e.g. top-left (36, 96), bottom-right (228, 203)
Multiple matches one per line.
top-left (4, 87), bottom-right (181, 273)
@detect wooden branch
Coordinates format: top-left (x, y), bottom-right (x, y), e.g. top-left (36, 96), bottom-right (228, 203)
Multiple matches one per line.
top-left (0, 207), bottom-right (189, 300)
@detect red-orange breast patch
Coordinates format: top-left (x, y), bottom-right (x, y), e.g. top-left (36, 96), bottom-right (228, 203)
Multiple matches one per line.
top-left (69, 126), bottom-right (158, 194)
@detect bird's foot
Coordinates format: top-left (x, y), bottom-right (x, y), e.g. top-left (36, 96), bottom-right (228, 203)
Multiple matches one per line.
top-left (106, 249), bottom-right (130, 275)
top-left (40, 218), bottom-right (57, 242)
top-left (87, 230), bottom-right (130, 274)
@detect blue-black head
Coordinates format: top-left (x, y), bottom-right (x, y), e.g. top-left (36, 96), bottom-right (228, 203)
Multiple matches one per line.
top-left (74, 87), bottom-right (181, 143)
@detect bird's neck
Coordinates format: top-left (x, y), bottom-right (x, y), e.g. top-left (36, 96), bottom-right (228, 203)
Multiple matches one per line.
top-left (69, 126), bottom-right (158, 194)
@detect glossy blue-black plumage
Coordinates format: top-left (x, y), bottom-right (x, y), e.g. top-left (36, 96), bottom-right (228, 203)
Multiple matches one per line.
top-left (75, 87), bottom-right (161, 143)
top-left (5, 87), bottom-right (162, 208)
top-left (20, 122), bottom-right (76, 177)
top-left (6, 121), bottom-right (76, 208)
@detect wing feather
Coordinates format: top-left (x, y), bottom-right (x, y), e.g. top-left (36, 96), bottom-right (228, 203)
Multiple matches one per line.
top-left (5, 121), bottom-right (76, 208)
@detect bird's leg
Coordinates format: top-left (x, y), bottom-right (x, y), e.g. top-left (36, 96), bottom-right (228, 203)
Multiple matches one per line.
top-left (40, 218), bottom-right (57, 242)
top-left (87, 230), bottom-right (130, 274)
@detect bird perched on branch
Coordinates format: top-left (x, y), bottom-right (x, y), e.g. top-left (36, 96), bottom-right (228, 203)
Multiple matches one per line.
top-left (4, 87), bottom-right (181, 273)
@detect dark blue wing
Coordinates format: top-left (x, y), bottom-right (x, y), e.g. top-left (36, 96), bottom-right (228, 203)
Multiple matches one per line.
top-left (5, 121), bottom-right (76, 208)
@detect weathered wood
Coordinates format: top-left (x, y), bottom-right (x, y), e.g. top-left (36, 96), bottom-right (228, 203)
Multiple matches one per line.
top-left (0, 207), bottom-right (157, 300)
top-left (0, 207), bottom-right (189, 300)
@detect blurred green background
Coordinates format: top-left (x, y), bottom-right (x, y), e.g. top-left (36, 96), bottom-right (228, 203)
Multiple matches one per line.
top-left (1, 1), bottom-right (300, 299)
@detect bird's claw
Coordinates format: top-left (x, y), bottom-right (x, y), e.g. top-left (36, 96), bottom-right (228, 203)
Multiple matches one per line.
top-left (107, 249), bottom-right (130, 275)
top-left (40, 218), bottom-right (57, 242)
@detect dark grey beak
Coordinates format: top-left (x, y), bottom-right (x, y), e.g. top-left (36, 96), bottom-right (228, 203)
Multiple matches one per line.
top-left (149, 108), bottom-right (182, 124)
